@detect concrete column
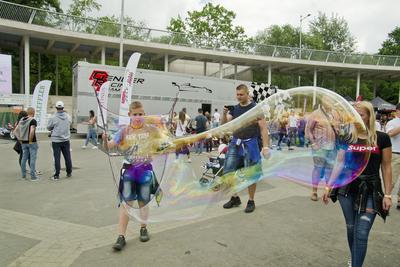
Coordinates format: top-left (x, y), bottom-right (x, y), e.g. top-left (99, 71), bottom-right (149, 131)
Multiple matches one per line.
top-left (234, 64), bottom-right (237, 80)
top-left (333, 73), bottom-right (336, 91)
top-left (19, 45), bottom-right (24, 94)
top-left (24, 36), bottom-right (30, 107)
top-left (267, 64), bottom-right (272, 85)
top-left (219, 61), bottom-right (223, 79)
top-left (203, 61), bottom-right (207, 76)
top-left (101, 46), bottom-right (106, 65)
top-left (356, 71), bottom-right (361, 99)
top-left (38, 53), bottom-right (41, 81)
top-left (164, 54), bottom-right (169, 72)
top-left (312, 68), bottom-right (317, 106)
top-left (55, 55), bottom-right (59, 96)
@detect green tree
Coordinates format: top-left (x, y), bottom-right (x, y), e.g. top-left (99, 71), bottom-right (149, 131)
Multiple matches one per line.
top-left (379, 26), bottom-right (400, 55)
top-left (378, 27), bottom-right (400, 103)
top-left (5, 0), bottom-right (62, 12)
top-left (167, 3), bottom-right (249, 49)
top-left (67, 0), bottom-right (101, 17)
top-left (308, 12), bottom-right (356, 52)
top-left (254, 24), bottom-right (300, 47)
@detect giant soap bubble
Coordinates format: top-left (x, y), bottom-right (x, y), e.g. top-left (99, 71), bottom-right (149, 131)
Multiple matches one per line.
top-left (98, 86), bottom-right (369, 223)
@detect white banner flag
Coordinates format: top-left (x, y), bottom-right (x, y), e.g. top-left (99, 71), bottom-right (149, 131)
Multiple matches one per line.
top-left (32, 80), bottom-right (51, 132)
top-left (97, 81), bottom-right (110, 128)
top-left (119, 52), bottom-right (141, 126)
top-left (0, 54), bottom-right (12, 95)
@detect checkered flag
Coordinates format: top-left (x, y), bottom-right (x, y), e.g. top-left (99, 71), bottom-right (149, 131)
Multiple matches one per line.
top-left (250, 82), bottom-right (278, 103)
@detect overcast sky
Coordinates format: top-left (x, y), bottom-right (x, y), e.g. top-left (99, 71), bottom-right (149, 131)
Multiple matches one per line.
top-left (61, 0), bottom-right (399, 54)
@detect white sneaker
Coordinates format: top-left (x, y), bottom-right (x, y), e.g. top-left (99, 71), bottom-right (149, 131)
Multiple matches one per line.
top-left (92, 146), bottom-right (98, 149)
top-left (347, 258), bottom-right (352, 267)
top-left (81, 145), bottom-right (87, 149)
top-left (187, 158), bottom-right (192, 163)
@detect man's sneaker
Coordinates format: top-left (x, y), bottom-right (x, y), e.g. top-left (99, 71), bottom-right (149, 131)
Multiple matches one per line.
top-left (30, 176), bottom-right (39, 182)
top-left (92, 146), bottom-right (98, 149)
top-left (51, 175), bottom-right (60, 181)
top-left (223, 196), bottom-right (241, 209)
top-left (187, 158), bottom-right (192, 163)
top-left (244, 200), bottom-right (256, 213)
top-left (81, 145), bottom-right (87, 149)
top-left (112, 235), bottom-right (126, 251)
top-left (66, 173), bottom-right (72, 178)
top-left (140, 227), bottom-right (150, 242)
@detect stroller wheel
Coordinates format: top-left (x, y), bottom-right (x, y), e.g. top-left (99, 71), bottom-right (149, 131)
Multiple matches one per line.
top-left (199, 177), bottom-right (210, 186)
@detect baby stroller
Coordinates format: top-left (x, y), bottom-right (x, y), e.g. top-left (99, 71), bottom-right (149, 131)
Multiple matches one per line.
top-left (199, 144), bottom-right (227, 185)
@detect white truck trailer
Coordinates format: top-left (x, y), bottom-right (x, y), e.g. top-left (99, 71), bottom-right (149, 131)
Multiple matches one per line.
top-left (72, 62), bottom-right (252, 134)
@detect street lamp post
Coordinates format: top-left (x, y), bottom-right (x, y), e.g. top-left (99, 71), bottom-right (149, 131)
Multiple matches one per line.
top-left (119, 0), bottom-right (125, 67)
top-left (298, 13), bottom-right (311, 86)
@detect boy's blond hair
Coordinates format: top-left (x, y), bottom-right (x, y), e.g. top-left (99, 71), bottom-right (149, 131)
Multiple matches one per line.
top-left (129, 101), bottom-right (143, 111)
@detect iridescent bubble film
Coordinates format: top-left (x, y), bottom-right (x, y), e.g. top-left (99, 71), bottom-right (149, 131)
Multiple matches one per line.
top-left (99, 86), bottom-right (369, 223)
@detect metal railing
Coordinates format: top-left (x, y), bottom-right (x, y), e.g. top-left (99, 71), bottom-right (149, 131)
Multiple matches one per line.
top-left (1, 0), bottom-right (399, 67)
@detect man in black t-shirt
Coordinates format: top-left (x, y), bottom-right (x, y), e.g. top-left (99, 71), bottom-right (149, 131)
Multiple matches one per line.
top-left (194, 108), bottom-right (208, 154)
top-left (221, 84), bottom-right (270, 213)
top-left (16, 107), bottom-right (39, 181)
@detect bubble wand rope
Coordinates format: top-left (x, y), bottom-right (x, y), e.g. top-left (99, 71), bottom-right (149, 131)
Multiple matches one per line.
top-left (92, 87), bottom-right (120, 195)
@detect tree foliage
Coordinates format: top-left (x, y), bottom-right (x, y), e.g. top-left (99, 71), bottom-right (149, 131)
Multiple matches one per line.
top-left (67, 0), bottom-right (101, 17)
top-left (379, 26), bottom-right (400, 56)
top-left (167, 3), bottom-right (249, 49)
top-left (5, 0), bottom-right (62, 12)
top-left (254, 25), bottom-right (300, 47)
top-left (308, 12), bottom-right (356, 52)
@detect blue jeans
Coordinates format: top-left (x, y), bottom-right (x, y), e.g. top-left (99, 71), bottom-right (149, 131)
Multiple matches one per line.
top-left (338, 194), bottom-right (376, 267)
top-left (195, 139), bottom-right (204, 154)
top-left (52, 141), bottom-right (73, 176)
top-left (21, 143), bottom-right (38, 178)
top-left (85, 127), bottom-right (97, 146)
top-left (298, 131), bottom-right (305, 147)
top-left (224, 142), bottom-right (261, 175)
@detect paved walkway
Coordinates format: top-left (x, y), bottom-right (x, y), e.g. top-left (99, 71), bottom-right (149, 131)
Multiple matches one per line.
top-left (0, 139), bottom-right (399, 266)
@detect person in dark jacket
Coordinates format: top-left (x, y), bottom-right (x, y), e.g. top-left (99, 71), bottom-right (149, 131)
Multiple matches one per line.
top-left (322, 101), bottom-right (392, 267)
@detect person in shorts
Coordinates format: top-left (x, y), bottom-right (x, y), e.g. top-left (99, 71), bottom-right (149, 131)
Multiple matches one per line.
top-left (103, 101), bottom-right (164, 251)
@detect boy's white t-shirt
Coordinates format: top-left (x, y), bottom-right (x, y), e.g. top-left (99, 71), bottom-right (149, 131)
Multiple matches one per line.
top-left (386, 117), bottom-right (400, 153)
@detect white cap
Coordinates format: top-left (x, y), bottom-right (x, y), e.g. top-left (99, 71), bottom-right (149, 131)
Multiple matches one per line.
top-left (55, 101), bottom-right (64, 109)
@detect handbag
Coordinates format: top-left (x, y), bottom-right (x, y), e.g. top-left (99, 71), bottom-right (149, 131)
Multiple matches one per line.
top-left (13, 141), bottom-right (22, 154)
top-left (185, 119), bottom-right (193, 134)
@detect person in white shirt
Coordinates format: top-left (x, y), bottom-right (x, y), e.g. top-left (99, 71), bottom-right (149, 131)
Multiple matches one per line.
top-left (386, 103), bottom-right (400, 209)
top-left (212, 108), bottom-right (221, 128)
top-left (175, 111), bottom-right (191, 162)
top-left (288, 110), bottom-right (298, 149)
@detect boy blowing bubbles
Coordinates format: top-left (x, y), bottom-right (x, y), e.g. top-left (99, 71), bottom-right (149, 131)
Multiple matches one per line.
top-left (103, 101), bottom-right (166, 251)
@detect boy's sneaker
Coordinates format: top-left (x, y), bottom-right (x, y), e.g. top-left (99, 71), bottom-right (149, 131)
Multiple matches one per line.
top-left (92, 146), bottom-right (98, 149)
top-left (81, 145), bottom-right (87, 149)
top-left (244, 200), bottom-right (256, 213)
top-left (112, 235), bottom-right (126, 251)
top-left (30, 177), bottom-right (39, 182)
top-left (140, 227), bottom-right (150, 242)
top-left (51, 175), bottom-right (60, 181)
top-left (66, 173), bottom-right (72, 178)
top-left (223, 196), bottom-right (241, 209)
